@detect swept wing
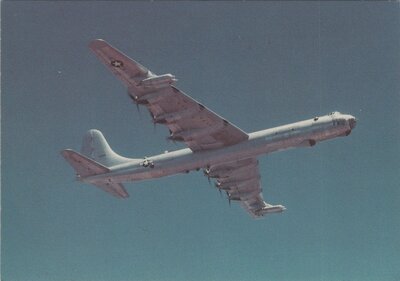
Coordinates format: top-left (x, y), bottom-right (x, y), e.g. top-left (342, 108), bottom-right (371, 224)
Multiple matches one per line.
top-left (89, 39), bottom-right (248, 152)
top-left (205, 158), bottom-right (285, 218)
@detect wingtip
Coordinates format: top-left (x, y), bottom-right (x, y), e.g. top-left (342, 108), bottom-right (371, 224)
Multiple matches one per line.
top-left (117, 187), bottom-right (130, 199)
top-left (60, 148), bottom-right (74, 158)
top-left (121, 193), bottom-right (130, 199)
top-left (89, 38), bottom-right (109, 49)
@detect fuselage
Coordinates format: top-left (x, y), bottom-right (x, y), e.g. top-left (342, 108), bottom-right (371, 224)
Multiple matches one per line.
top-left (83, 112), bottom-right (356, 186)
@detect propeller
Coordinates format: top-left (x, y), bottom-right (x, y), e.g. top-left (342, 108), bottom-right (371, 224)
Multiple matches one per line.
top-left (127, 90), bottom-right (141, 115)
top-left (136, 102), bottom-right (141, 115)
top-left (149, 112), bottom-right (157, 132)
top-left (203, 168), bottom-right (211, 185)
top-left (166, 130), bottom-right (177, 145)
top-left (226, 192), bottom-right (231, 207)
top-left (204, 167), bottom-right (223, 198)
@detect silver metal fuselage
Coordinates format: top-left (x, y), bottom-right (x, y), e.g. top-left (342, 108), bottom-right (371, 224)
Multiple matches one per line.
top-left (83, 112), bottom-right (356, 185)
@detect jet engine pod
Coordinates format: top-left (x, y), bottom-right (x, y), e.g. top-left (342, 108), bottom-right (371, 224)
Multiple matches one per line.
top-left (258, 204), bottom-right (286, 216)
top-left (138, 74), bottom-right (177, 89)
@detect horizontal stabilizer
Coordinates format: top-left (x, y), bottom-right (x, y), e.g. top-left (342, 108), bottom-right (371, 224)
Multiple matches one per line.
top-left (62, 149), bottom-right (129, 198)
top-left (94, 182), bottom-right (129, 199)
top-left (61, 149), bottom-right (109, 177)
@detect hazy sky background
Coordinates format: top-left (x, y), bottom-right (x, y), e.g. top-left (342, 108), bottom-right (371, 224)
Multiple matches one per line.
top-left (2, 2), bottom-right (399, 281)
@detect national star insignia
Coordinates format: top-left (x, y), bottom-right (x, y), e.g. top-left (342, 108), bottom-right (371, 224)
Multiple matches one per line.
top-left (111, 60), bottom-right (123, 68)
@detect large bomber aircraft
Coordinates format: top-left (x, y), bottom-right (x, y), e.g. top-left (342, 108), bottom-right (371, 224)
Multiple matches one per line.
top-left (62, 39), bottom-right (356, 218)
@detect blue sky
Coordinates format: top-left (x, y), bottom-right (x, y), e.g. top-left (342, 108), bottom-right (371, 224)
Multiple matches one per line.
top-left (2, 2), bottom-right (399, 281)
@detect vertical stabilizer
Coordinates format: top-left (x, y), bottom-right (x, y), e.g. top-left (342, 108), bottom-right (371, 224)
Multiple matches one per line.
top-left (81, 129), bottom-right (132, 167)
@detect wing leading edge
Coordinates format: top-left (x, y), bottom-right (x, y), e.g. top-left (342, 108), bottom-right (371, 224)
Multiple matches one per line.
top-left (89, 39), bottom-right (248, 152)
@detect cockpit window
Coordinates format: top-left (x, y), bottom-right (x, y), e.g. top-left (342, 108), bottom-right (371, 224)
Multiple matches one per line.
top-left (313, 117), bottom-right (319, 121)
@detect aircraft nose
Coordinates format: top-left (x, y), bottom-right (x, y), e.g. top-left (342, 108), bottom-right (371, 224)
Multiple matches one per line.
top-left (348, 116), bottom-right (357, 129)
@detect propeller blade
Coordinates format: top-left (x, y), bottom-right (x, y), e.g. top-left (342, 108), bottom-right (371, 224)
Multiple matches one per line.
top-left (136, 102), bottom-right (141, 116)
top-left (166, 136), bottom-right (176, 145)
top-left (202, 168), bottom-right (212, 186)
top-left (149, 112), bottom-right (157, 130)
top-left (127, 90), bottom-right (140, 114)
top-left (226, 191), bottom-right (231, 207)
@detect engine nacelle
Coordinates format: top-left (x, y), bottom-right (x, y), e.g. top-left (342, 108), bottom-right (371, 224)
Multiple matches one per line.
top-left (257, 204), bottom-right (286, 216)
top-left (138, 74), bottom-right (177, 88)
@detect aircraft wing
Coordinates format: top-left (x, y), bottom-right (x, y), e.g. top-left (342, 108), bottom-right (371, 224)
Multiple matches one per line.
top-left (205, 158), bottom-right (285, 218)
top-left (89, 39), bottom-right (248, 152)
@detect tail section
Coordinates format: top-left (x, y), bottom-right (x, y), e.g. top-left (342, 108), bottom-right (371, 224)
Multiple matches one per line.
top-left (80, 129), bottom-right (132, 167)
top-left (61, 149), bottom-right (110, 178)
top-left (61, 129), bottom-right (132, 198)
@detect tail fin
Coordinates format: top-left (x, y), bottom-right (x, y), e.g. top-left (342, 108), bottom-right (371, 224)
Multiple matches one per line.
top-left (61, 129), bottom-right (132, 198)
top-left (80, 129), bottom-right (132, 167)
